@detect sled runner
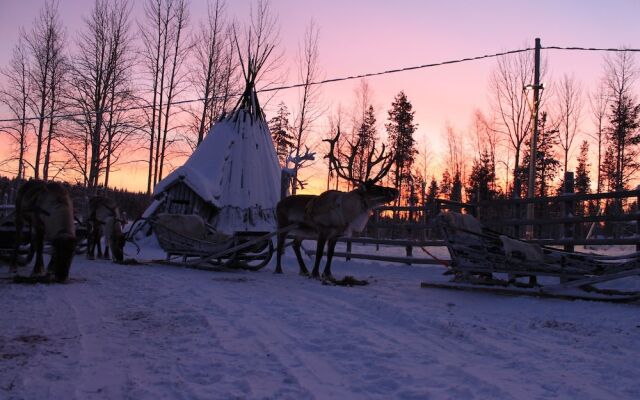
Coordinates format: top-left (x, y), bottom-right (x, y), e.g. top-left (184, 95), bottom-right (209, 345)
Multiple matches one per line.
top-left (421, 212), bottom-right (640, 302)
top-left (151, 213), bottom-right (276, 271)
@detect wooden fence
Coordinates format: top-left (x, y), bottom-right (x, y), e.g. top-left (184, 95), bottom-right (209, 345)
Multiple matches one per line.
top-left (370, 188), bottom-right (639, 249)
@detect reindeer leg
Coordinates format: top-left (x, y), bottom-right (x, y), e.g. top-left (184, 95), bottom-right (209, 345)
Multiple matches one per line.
top-left (322, 237), bottom-right (338, 280)
top-left (96, 231), bottom-right (103, 259)
top-left (293, 238), bottom-right (309, 276)
top-left (275, 231), bottom-right (286, 274)
top-left (311, 236), bottom-right (326, 279)
top-left (104, 239), bottom-right (111, 260)
top-left (47, 245), bottom-right (57, 277)
top-left (32, 226), bottom-right (45, 276)
top-left (87, 226), bottom-right (96, 260)
top-left (10, 217), bottom-right (24, 273)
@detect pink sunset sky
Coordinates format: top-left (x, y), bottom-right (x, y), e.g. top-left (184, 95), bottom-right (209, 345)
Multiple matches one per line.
top-left (1, 0), bottom-right (639, 193)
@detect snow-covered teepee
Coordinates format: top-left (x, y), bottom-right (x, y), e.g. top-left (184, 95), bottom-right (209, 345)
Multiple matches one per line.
top-left (147, 33), bottom-right (281, 234)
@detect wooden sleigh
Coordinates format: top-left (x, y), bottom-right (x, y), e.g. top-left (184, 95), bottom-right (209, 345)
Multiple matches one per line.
top-left (150, 214), bottom-right (276, 271)
top-left (421, 212), bottom-right (640, 302)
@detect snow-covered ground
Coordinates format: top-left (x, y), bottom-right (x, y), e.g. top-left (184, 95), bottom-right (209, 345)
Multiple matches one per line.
top-left (1, 239), bottom-right (639, 400)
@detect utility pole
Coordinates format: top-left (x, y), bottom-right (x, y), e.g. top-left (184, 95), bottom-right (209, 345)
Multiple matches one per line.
top-left (526, 38), bottom-right (542, 239)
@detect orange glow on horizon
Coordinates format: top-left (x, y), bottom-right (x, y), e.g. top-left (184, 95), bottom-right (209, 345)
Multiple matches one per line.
top-left (2, 1), bottom-right (640, 193)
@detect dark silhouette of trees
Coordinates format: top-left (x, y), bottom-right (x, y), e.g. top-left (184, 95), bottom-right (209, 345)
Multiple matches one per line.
top-left (466, 150), bottom-right (496, 203)
top-left (25, 0), bottom-right (66, 180)
top-left (187, 0), bottom-right (238, 149)
top-left (604, 52), bottom-right (640, 192)
top-left (386, 91), bottom-right (417, 205)
top-left (289, 20), bottom-right (322, 195)
top-left (440, 169), bottom-right (451, 199)
top-left (554, 74), bottom-right (582, 176)
top-left (517, 112), bottom-right (561, 198)
top-left (140, 0), bottom-right (191, 193)
top-left (426, 177), bottom-right (438, 204)
top-left (268, 101), bottom-right (294, 166)
top-left (574, 140), bottom-right (591, 195)
top-left (0, 37), bottom-right (33, 180)
top-left (489, 50), bottom-right (538, 196)
top-left (66, 0), bottom-right (135, 189)
top-left (588, 81), bottom-right (609, 193)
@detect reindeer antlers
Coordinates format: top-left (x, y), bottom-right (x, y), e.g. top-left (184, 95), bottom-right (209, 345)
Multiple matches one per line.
top-left (324, 125), bottom-right (394, 186)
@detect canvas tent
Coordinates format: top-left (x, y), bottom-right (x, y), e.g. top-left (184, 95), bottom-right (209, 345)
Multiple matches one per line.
top-left (149, 110), bottom-right (281, 234)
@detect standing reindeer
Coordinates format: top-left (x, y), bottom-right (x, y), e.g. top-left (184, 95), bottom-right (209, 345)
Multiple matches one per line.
top-left (12, 180), bottom-right (77, 282)
top-left (86, 196), bottom-right (126, 263)
top-left (275, 126), bottom-right (399, 279)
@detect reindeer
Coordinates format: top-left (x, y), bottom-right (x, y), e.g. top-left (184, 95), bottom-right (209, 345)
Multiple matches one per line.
top-left (12, 180), bottom-right (77, 282)
top-left (275, 125), bottom-right (399, 279)
top-left (86, 196), bottom-right (126, 263)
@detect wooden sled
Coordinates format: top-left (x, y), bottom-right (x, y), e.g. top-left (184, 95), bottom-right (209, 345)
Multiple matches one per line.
top-left (421, 212), bottom-right (640, 302)
top-left (0, 209), bottom-right (30, 265)
top-left (151, 214), bottom-right (276, 271)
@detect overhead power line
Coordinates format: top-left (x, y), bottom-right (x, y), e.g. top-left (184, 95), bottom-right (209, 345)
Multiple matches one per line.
top-left (2, 45), bottom-right (640, 124)
top-left (543, 45), bottom-right (640, 52)
top-left (0, 48), bottom-right (533, 124)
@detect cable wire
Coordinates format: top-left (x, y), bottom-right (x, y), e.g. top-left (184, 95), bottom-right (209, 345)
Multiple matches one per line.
top-left (543, 45), bottom-right (640, 52)
top-left (0, 47), bottom-right (533, 124)
top-left (2, 45), bottom-right (639, 124)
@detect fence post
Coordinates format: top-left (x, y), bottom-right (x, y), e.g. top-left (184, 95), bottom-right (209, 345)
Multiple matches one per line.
top-left (513, 178), bottom-right (521, 239)
top-left (346, 239), bottom-right (352, 261)
top-left (374, 209), bottom-right (380, 251)
top-left (563, 172), bottom-right (575, 252)
top-left (636, 185), bottom-right (640, 253)
top-left (405, 244), bottom-right (413, 265)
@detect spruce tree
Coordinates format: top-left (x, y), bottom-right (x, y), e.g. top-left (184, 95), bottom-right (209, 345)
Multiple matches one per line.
top-left (467, 150), bottom-right (496, 202)
top-left (575, 140), bottom-right (593, 219)
top-left (517, 112), bottom-right (561, 197)
top-left (427, 177), bottom-right (438, 204)
top-left (355, 105), bottom-right (378, 181)
top-left (450, 171), bottom-right (462, 202)
top-left (268, 102), bottom-right (294, 167)
top-left (575, 140), bottom-right (591, 195)
top-left (386, 91), bottom-right (418, 204)
top-left (440, 169), bottom-right (452, 199)
top-left (606, 93), bottom-right (640, 191)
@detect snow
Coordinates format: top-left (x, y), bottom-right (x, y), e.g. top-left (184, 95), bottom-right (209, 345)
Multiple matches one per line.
top-left (1, 239), bottom-right (640, 399)
top-left (152, 110), bottom-right (281, 234)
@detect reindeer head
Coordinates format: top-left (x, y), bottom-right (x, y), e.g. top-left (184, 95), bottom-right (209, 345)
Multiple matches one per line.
top-left (356, 180), bottom-right (399, 208)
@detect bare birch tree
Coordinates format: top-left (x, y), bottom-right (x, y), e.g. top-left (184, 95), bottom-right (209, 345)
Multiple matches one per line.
top-left (0, 35), bottom-right (33, 180)
top-left (290, 20), bottom-right (322, 195)
top-left (66, 0), bottom-right (135, 189)
top-left (140, 0), bottom-right (170, 194)
top-left (186, 0), bottom-right (239, 150)
top-left (489, 50), bottom-right (537, 195)
top-left (587, 81), bottom-right (609, 193)
top-left (553, 73), bottom-right (582, 175)
top-left (156, 0), bottom-right (190, 183)
top-left (471, 110), bottom-right (500, 192)
top-left (25, 0), bottom-right (66, 180)
top-left (140, 0), bottom-right (192, 190)
top-left (603, 51), bottom-right (640, 192)
top-left (41, 26), bottom-right (68, 181)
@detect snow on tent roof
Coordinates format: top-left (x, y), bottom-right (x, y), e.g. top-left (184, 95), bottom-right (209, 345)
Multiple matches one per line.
top-left (153, 109), bottom-right (281, 233)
